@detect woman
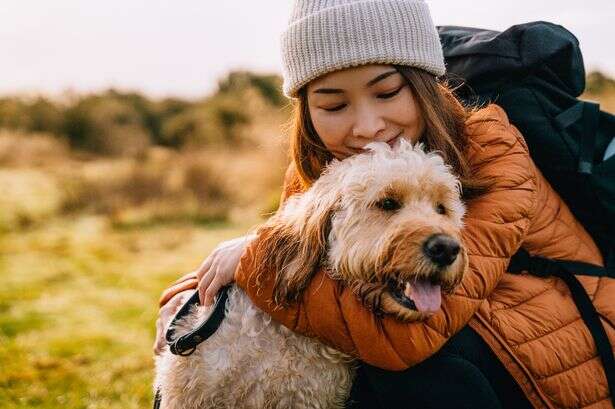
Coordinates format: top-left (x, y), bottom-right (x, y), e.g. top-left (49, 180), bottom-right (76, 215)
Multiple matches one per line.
top-left (155, 1), bottom-right (612, 408)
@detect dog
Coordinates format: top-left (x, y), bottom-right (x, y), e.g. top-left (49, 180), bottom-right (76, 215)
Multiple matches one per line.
top-left (154, 140), bottom-right (468, 409)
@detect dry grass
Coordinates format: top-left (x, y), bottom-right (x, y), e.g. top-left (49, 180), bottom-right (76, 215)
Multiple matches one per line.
top-left (0, 123), bottom-right (288, 232)
top-left (0, 130), bottom-right (70, 167)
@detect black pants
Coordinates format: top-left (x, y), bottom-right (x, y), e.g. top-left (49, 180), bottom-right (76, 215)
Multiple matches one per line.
top-left (346, 326), bottom-right (534, 409)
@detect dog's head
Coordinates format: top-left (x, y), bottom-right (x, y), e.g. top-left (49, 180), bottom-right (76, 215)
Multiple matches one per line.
top-left (255, 140), bottom-right (467, 321)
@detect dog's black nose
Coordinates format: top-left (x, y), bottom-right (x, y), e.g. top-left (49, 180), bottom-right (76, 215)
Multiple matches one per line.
top-left (423, 234), bottom-right (460, 267)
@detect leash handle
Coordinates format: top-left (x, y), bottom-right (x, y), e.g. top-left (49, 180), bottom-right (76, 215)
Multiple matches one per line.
top-left (165, 285), bottom-right (231, 356)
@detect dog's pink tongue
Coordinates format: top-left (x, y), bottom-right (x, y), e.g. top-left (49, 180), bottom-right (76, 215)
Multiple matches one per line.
top-left (404, 280), bottom-right (442, 313)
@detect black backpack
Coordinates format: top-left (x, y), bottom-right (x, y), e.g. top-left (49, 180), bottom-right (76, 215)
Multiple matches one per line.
top-left (438, 21), bottom-right (615, 403)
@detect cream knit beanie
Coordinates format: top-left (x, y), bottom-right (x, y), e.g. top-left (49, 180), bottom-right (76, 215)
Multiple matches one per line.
top-left (281, 0), bottom-right (445, 98)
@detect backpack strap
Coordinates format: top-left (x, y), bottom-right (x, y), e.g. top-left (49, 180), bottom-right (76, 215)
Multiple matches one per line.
top-left (508, 249), bottom-right (615, 404)
top-left (580, 101), bottom-right (601, 174)
top-left (554, 100), bottom-right (601, 174)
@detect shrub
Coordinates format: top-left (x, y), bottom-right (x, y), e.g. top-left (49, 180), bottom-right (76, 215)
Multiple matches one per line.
top-left (586, 71), bottom-right (615, 94)
top-left (159, 96), bottom-right (249, 147)
top-left (217, 71), bottom-right (285, 107)
top-left (63, 94), bottom-right (151, 156)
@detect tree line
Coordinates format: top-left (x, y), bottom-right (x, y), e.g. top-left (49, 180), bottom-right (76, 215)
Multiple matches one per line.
top-left (0, 71), bottom-right (287, 156)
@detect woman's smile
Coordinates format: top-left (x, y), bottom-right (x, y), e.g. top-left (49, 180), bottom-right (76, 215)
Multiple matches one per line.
top-left (386, 132), bottom-right (403, 148)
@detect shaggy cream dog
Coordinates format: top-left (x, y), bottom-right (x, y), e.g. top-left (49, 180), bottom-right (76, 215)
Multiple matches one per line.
top-left (155, 140), bottom-right (468, 409)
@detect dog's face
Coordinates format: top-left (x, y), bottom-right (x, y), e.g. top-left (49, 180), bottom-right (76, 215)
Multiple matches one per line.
top-left (325, 141), bottom-right (467, 321)
top-left (256, 140), bottom-right (467, 322)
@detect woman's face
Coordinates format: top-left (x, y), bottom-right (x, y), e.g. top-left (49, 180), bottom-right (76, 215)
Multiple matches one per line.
top-left (306, 64), bottom-right (425, 159)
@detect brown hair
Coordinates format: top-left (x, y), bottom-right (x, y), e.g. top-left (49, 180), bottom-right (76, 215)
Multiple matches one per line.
top-left (289, 66), bottom-right (487, 199)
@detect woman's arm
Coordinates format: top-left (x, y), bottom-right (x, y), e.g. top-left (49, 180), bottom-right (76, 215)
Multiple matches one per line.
top-left (235, 105), bottom-right (539, 370)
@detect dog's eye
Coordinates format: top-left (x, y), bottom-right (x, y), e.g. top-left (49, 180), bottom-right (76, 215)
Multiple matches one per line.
top-left (376, 198), bottom-right (401, 212)
top-left (436, 204), bottom-right (447, 215)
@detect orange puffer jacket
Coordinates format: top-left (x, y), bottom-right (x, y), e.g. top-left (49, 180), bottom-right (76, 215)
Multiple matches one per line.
top-left (161, 105), bottom-right (614, 408)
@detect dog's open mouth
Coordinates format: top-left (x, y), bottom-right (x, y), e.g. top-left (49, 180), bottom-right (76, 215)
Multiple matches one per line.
top-left (387, 278), bottom-right (442, 313)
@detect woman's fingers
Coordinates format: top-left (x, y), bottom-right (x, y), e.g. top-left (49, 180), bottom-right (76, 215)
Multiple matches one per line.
top-left (204, 271), bottom-right (226, 306)
top-left (196, 253), bottom-right (216, 282)
top-left (198, 266), bottom-right (218, 305)
top-left (158, 276), bottom-right (199, 307)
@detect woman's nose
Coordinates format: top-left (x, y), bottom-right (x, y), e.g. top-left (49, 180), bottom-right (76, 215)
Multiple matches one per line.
top-left (352, 106), bottom-right (386, 140)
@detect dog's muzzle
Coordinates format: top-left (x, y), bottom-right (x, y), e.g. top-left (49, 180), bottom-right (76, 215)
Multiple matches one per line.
top-left (387, 234), bottom-right (462, 314)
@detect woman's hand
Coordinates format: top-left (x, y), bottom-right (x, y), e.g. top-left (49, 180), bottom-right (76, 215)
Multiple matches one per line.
top-left (196, 234), bottom-right (256, 306)
top-left (153, 234), bottom-right (256, 355)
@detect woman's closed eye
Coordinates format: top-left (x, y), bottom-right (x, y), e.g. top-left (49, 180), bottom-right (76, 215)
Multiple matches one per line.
top-left (322, 103), bottom-right (347, 112)
top-left (377, 85), bottom-right (405, 99)
top-left (320, 85), bottom-right (406, 112)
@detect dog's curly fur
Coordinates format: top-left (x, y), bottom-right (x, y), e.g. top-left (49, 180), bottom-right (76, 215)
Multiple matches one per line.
top-left (155, 140), bottom-right (468, 408)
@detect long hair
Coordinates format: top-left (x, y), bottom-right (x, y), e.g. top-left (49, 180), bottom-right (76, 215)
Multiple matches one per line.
top-left (289, 66), bottom-right (488, 199)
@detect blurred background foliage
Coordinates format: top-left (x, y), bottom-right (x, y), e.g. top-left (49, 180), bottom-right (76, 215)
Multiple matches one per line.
top-left (0, 71), bottom-right (286, 155)
top-left (0, 69), bottom-right (613, 408)
top-left (0, 71), bottom-right (291, 232)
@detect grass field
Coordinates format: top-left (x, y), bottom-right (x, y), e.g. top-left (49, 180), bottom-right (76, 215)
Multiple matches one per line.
top-left (0, 216), bottom-right (254, 408)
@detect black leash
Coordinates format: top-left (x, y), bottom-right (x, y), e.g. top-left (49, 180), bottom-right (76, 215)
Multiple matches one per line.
top-left (153, 285), bottom-right (231, 408)
top-left (153, 389), bottom-right (161, 409)
top-left (508, 249), bottom-right (615, 405)
top-left (166, 285), bottom-right (232, 356)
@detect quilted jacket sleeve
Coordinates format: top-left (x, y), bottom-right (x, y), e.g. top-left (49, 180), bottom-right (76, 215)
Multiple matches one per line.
top-left (235, 105), bottom-right (539, 370)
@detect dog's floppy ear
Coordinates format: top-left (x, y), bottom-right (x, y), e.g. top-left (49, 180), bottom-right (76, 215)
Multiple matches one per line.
top-left (253, 180), bottom-right (339, 306)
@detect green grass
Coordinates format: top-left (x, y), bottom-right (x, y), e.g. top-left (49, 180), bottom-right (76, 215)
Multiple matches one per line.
top-left (0, 216), bottom-right (254, 408)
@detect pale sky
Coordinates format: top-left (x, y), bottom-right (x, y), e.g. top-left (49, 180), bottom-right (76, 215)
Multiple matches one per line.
top-left (1, 0), bottom-right (613, 99)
